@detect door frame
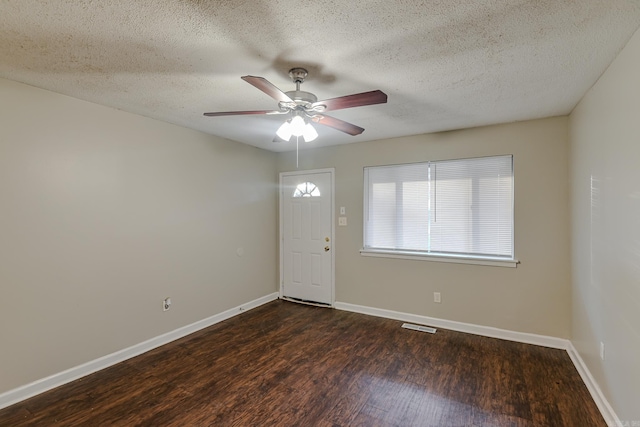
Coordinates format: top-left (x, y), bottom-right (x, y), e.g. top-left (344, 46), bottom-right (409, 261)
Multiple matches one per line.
top-left (279, 168), bottom-right (336, 307)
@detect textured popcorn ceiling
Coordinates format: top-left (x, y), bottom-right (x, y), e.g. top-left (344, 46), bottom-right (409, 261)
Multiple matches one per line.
top-left (1, 1), bottom-right (639, 152)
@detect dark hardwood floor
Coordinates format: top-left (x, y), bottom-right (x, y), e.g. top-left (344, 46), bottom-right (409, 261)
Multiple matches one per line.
top-left (0, 300), bottom-right (605, 426)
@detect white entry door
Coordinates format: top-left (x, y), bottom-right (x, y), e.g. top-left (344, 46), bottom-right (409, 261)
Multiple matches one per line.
top-left (280, 169), bottom-right (334, 306)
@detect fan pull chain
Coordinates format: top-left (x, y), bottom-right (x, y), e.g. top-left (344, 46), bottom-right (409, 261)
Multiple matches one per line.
top-left (296, 136), bottom-right (299, 169)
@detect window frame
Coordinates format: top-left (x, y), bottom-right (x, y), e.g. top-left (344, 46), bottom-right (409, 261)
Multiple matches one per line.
top-left (360, 155), bottom-right (519, 268)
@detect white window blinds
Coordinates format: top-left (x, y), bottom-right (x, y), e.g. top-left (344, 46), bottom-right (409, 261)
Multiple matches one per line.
top-left (364, 155), bottom-right (514, 259)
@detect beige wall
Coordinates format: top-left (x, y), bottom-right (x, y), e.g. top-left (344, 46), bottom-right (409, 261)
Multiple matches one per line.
top-left (278, 117), bottom-right (571, 338)
top-left (569, 28), bottom-right (640, 421)
top-left (0, 78), bottom-right (278, 394)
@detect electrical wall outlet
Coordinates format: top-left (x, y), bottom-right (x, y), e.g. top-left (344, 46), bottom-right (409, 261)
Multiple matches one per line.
top-left (600, 341), bottom-right (605, 361)
top-left (163, 297), bottom-right (172, 311)
top-left (434, 292), bottom-right (441, 303)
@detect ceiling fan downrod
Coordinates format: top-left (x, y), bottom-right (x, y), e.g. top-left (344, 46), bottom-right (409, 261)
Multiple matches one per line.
top-left (283, 68), bottom-right (318, 110)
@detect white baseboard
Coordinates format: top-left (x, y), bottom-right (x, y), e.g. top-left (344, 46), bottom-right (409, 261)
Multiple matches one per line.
top-left (334, 301), bottom-right (568, 349)
top-left (566, 342), bottom-right (621, 427)
top-left (0, 292), bottom-right (279, 411)
top-left (334, 301), bottom-right (620, 425)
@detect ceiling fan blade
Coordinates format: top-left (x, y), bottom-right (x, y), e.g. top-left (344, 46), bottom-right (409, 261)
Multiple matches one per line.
top-left (203, 110), bottom-right (284, 117)
top-left (241, 76), bottom-right (294, 103)
top-left (311, 114), bottom-right (365, 136)
top-left (311, 90), bottom-right (387, 112)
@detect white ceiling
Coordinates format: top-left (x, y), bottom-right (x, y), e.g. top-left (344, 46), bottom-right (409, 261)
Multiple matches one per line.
top-left (1, 1), bottom-right (639, 152)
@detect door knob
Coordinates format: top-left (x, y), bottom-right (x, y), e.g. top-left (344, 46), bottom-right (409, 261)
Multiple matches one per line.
top-left (324, 246), bottom-right (330, 252)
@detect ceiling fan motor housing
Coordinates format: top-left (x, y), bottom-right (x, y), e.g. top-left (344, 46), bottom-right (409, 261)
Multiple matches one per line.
top-left (285, 90), bottom-right (318, 106)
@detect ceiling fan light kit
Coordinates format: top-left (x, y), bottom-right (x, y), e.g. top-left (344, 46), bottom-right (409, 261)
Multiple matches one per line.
top-left (302, 120), bottom-right (318, 141)
top-left (276, 120), bottom-right (293, 141)
top-left (276, 114), bottom-right (319, 142)
top-left (204, 68), bottom-right (388, 145)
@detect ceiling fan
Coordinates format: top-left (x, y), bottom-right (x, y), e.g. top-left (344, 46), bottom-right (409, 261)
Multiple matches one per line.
top-left (203, 68), bottom-right (387, 142)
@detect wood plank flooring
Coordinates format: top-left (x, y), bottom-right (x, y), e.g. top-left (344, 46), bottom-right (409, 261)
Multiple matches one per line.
top-left (0, 300), bottom-right (606, 426)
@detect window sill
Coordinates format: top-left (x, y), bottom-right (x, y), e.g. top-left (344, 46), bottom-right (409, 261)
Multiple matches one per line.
top-left (360, 248), bottom-right (519, 268)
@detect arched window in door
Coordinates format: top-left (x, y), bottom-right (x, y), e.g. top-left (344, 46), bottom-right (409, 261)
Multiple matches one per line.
top-left (293, 182), bottom-right (321, 198)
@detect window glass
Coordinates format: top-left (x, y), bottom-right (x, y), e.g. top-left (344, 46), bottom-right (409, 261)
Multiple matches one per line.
top-left (364, 155), bottom-right (514, 260)
top-left (293, 182), bottom-right (320, 198)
